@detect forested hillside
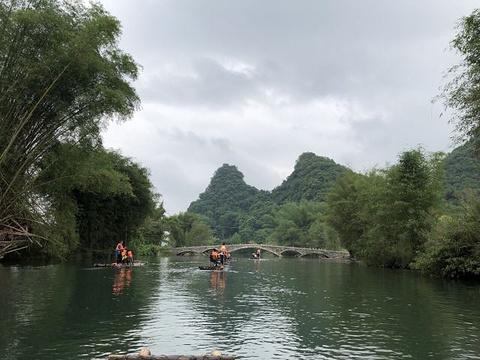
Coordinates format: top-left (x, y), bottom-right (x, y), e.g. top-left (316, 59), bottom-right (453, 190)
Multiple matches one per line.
top-left (444, 142), bottom-right (480, 201)
top-left (271, 152), bottom-right (351, 203)
top-left (187, 153), bottom-right (349, 248)
top-left (187, 164), bottom-right (262, 238)
top-left (184, 145), bottom-right (480, 255)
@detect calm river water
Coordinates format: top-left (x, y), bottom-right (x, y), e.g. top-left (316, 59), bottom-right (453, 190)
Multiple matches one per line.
top-left (1, 256), bottom-right (479, 359)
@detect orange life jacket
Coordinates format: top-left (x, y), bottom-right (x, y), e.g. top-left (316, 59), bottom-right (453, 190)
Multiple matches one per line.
top-left (127, 250), bottom-right (132, 258)
top-left (211, 251), bottom-right (219, 260)
top-left (122, 249), bottom-right (127, 257)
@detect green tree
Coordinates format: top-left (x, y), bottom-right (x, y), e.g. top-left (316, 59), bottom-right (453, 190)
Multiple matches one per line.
top-left (0, 0), bottom-right (139, 258)
top-left (37, 144), bottom-right (156, 256)
top-left (413, 193), bottom-right (480, 279)
top-left (268, 200), bottom-right (339, 249)
top-left (75, 152), bottom-right (156, 252)
top-left (327, 171), bottom-right (366, 257)
top-left (167, 212), bottom-right (216, 248)
top-left (386, 150), bottom-right (445, 262)
top-left (132, 204), bottom-right (167, 255)
top-left (328, 149), bottom-right (445, 268)
top-left (441, 9), bottom-right (480, 151)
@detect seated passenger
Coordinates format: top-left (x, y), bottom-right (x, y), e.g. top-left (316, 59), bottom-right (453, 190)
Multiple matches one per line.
top-left (210, 250), bottom-right (220, 266)
top-left (127, 249), bottom-right (134, 264)
top-left (219, 242), bottom-right (228, 264)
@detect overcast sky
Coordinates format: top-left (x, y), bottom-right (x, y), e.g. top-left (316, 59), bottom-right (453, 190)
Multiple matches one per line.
top-left (99, 0), bottom-right (478, 214)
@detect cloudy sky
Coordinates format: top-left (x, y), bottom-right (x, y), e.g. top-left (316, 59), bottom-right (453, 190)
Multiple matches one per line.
top-left (99, 0), bottom-right (478, 214)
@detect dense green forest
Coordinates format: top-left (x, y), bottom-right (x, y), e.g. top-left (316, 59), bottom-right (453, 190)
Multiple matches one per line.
top-left (187, 153), bottom-right (348, 249)
top-left (0, 0), bottom-right (156, 259)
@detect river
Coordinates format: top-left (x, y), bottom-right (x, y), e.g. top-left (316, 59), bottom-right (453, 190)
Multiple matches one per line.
top-left (0, 256), bottom-right (479, 359)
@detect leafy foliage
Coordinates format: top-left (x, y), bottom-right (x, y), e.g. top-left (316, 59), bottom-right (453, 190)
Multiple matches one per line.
top-left (130, 205), bottom-right (167, 256)
top-left (267, 201), bottom-right (340, 249)
top-left (326, 171), bottom-right (367, 258)
top-left (0, 0), bottom-right (139, 258)
top-left (37, 144), bottom-right (156, 257)
top-left (443, 141), bottom-right (480, 202)
top-left (413, 194), bottom-right (480, 279)
top-left (166, 212), bottom-right (216, 248)
top-left (441, 9), bottom-right (480, 151)
top-left (327, 149), bottom-right (445, 268)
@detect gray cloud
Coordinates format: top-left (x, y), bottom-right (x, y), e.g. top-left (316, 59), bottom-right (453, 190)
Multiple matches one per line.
top-left (139, 57), bottom-right (260, 108)
top-left (100, 0), bottom-right (479, 213)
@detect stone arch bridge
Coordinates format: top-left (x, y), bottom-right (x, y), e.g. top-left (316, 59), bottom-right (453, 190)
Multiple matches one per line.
top-left (171, 244), bottom-right (349, 259)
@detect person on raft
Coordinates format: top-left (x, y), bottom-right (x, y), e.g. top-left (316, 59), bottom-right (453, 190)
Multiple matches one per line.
top-left (210, 250), bottom-right (221, 268)
top-left (219, 242), bottom-right (229, 264)
top-left (126, 249), bottom-right (134, 265)
top-left (121, 247), bottom-right (128, 263)
top-left (115, 241), bottom-right (124, 264)
top-left (252, 248), bottom-right (261, 259)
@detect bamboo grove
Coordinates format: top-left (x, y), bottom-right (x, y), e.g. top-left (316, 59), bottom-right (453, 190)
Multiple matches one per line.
top-left (0, 0), bottom-right (155, 259)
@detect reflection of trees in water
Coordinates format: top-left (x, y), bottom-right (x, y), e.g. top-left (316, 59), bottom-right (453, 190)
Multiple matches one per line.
top-left (0, 264), bottom-right (77, 359)
top-left (268, 261), bottom-right (480, 359)
top-left (177, 258), bottom-right (480, 358)
top-left (0, 262), bottom-right (161, 360)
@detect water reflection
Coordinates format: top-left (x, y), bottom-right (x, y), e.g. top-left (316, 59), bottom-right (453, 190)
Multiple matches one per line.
top-left (210, 270), bottom-right (227, 294)
top-left (1, 258), bottom-right (480, 360)
top-left (112, 268), bottom-right (132, 296)
top-left (0, 262), bottom-right (161, 360)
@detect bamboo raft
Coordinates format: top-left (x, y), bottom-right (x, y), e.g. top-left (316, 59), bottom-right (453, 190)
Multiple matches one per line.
top-left (108, 356), bottom-right (234, 360)
top-left (94, 262), bottom-right (147, 268)
top-left (198, 265), bottom-right (224, 271)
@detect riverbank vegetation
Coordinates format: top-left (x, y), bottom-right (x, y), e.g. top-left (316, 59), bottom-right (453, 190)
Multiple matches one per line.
top-left (327, 149), bottom-right (445, 268)
top-left (0, 0), bottom-right (156, 259)
top-left (1, 1), bottom-right (479, 279)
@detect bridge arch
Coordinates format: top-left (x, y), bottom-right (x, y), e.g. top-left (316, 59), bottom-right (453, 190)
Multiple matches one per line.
top-left (176, 250), bottom-right (203, 256)
top-left (299, 252), bottom-right (329, 259)
top-left (229, 245), bottom-right (281, 257)
top-left (280, 249), bottom-right (302, 257)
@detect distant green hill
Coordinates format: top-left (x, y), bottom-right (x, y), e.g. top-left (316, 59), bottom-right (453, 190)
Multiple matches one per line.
top-left (271, 152), bottom-right (351, 203)
top-left (186, 147), bottom-right (480, 246)
top-left (444, 142), bottom-right (480, 202)
top-left (187, 153), bottom-right (350, 240)
top-left (187, 164), bottom-right (261, 238)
